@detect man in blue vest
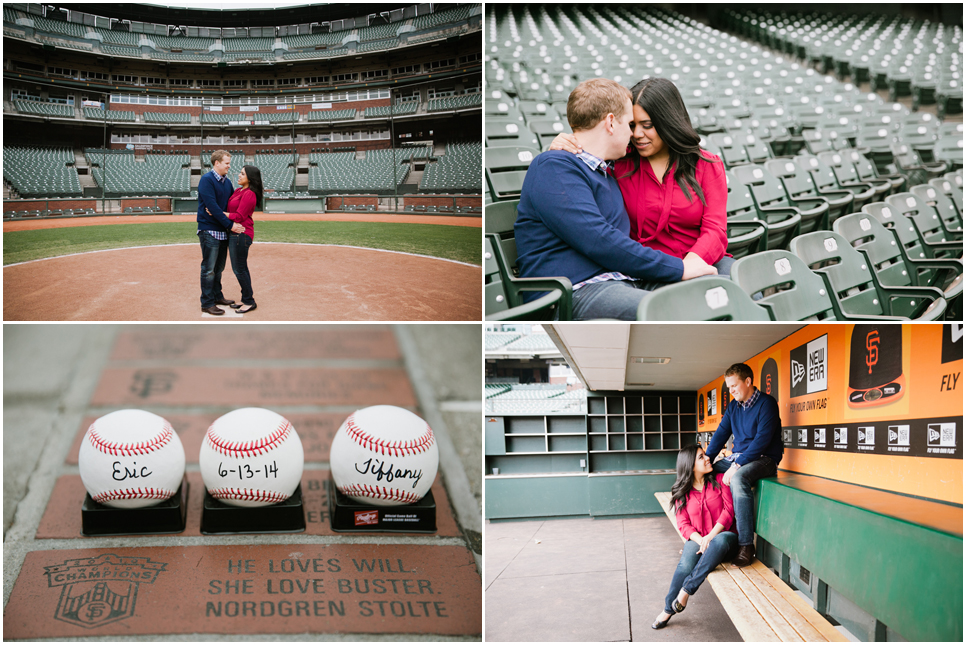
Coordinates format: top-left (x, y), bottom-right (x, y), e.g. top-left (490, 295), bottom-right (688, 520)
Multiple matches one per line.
top-left (197, 150), bottom-right (244, 315)
top-left (706, 362), bottom-right (784, 567)
top-left (514, 78), bottom-right (717, 320)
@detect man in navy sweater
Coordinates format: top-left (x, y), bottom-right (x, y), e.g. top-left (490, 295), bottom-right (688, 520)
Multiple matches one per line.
top-left (515, 78), bottom-right (716, 320)
top-left (197, 150), bottom-right (244, 315)
top-left (706, 363), bottom-right (784, 567)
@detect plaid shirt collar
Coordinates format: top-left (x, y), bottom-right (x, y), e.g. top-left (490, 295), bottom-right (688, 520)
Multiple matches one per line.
top-left (211, 169), bottom-right (226, 183)
top-left (576, 150), bottom-right (614, 175)
top-left (738, 387), bottom-right (760, 410)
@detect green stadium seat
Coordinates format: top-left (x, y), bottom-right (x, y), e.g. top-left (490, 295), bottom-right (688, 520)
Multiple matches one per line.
top-left (731, 250), bottom-right (840, 321)
top-left (789, 231), bottom-right (946, 320)
top-left (636, 276), bottom-right (772, 321)
top-left (485, 146), bottom-right (538, 201)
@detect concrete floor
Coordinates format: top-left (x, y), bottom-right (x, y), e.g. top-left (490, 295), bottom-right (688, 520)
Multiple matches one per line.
top-left (485, 516), bottom-right (742, 642)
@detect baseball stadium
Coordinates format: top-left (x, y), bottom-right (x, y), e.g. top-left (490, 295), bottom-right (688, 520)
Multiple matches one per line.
top-left (483, 4), bottom-right (963, 322)
top-left (2, 2), bottom-right (482, 320)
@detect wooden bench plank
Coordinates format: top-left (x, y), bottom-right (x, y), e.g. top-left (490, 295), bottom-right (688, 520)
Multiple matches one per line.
top-left (725, 564), bottom-right (804, 642)
top-left (748, 561), bottom-right (848, 643)
top-left (706, 564), bottom-right (782, 641)
top-left (742, 563), bottom-right (822, 641)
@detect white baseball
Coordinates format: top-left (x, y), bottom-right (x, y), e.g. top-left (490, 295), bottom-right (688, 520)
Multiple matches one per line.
top-left (199, 408), bottom-right (304, 507)
top-left (79, 409), bottom-right (186, 509)
top-left (330, 405), bottom-right (439, 506)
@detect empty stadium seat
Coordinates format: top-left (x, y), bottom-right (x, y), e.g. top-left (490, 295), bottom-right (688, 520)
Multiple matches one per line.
top-left (636, 277), bottom-right (771, 321)
top-left (789, 231), bottom-right (946, 320)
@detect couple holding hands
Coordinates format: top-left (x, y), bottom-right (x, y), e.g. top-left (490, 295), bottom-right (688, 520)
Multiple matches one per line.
top-left (516, 77), bottom-right (732, 320)
top-left (197, 149), bottom-right (264, 315)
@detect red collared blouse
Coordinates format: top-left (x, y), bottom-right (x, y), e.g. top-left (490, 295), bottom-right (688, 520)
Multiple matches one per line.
top-left (614, 150), bottom-right (728, 265)
top-left (675, 472), bottom-right (737, 539)
top-left (226, 188), bottom-right (257, 240)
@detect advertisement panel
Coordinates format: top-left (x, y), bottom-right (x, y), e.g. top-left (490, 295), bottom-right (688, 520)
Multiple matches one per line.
top-left (697, 324), bottom-right (963, 502)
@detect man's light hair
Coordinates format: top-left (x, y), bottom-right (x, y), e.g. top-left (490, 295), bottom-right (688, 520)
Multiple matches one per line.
top-left (211, 149), bottom-right (230, 165)
top-left (567, 78), bottom-right (633, 131)
top-left (725, 363), bottom-right (754, 384)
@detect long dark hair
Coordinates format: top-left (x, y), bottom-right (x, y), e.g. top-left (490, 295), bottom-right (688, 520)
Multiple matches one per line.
top-left (243, 164), bottom-right (264, 211)
top-left (620, 77), bottom-right (716, 205)
top-left (669, 444), bottom-right (719, 513)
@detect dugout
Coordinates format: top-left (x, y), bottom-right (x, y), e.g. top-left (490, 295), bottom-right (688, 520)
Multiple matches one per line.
top-left (484, 323), bottom-right (963, 641)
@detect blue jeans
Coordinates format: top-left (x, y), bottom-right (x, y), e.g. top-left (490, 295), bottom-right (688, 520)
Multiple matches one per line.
top-left (713, 456), bottom-right (778, 546)
top-left (664, 532), bottom-right (739, 613)
top-left (715, 255), bottom-right (735, 278)
top-left (571, 279), bottom-right (663, 320)
top-left (229, 232), bottom-right (255, 306)
top-left (199, 231), bottom-right (228, 308)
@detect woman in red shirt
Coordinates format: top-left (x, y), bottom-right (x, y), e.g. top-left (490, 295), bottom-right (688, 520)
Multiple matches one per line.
top-left (550, 77), bottom-right (731, 276)
top-left (210, 165), bottom-right (262, 312)
top-left (653, 444), bottom-right (738, 630)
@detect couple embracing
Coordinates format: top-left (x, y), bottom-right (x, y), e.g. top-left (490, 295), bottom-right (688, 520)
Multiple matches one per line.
top-left (197, 149), bottom-right (263, 315)
top-left (654, 363), bottom-right (784, 630)
top-left (516, 77), bottom-right (732, 320)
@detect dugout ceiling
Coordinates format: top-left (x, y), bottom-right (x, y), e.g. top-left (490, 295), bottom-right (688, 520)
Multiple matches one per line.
top-left (545, 324), bottom-right (803, 393)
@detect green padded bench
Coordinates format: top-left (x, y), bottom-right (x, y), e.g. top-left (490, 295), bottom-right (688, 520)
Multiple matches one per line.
top-left (755, 471), bottom-right (962, 642)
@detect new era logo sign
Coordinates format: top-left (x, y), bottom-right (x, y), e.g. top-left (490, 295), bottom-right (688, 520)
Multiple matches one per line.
top-left (354, 511), bottom-right (378, 526)
top-left (790, 335), bottom-right (828, 397)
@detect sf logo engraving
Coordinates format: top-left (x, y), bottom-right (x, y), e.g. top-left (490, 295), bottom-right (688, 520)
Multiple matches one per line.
top-left (130, 370), bottom-right (177, 398)
top-left (865, 330), bottom-right (880, 375)
top-left (44, 554), bottom-right (166, 629)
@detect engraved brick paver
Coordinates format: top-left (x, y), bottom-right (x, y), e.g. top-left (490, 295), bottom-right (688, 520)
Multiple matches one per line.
top-left (91, 367), bottom-right (417, 407)
top-left (3, 544), bottom-right (481, 638)
top-left (110, 328), bottom-right (401, 361)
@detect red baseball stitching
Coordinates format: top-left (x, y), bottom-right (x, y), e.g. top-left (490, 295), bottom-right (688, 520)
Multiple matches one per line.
top-left (88, 421), bottom-right (175, 457)
top-left (344, 415), bottom-right (435, 457)
top-left (206, 420), bottom-right (291, 458)
top-left (338, 484), bottom-right (422, 504)
top-left (208, 487), bottom-right (289, 504)
top-left (92, 487), bottom-right (176, 503)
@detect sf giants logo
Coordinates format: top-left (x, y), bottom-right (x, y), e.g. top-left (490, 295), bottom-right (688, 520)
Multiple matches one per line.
top-left (865, 330), bottom-right (880, 375)
top-left (44, 554), bottom-right (165, 629)
top-left (354, 510), bottom-right (379, 526)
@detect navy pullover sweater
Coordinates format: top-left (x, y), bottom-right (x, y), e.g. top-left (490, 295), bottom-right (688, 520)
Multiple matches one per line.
top-left (196, 170), bottom-right (235, 233)
top-left (706, 389), bottom-right (784, 466)
top-left (514, 151), bottom-right (684, 297)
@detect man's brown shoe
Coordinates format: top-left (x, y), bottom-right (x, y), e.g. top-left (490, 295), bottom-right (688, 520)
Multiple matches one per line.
top-left (202, 306), bottom-right (225, 315)
top-left (215, 298), bottom-right (235, 306)
top-left (731, 544), bottom-right (755, 568)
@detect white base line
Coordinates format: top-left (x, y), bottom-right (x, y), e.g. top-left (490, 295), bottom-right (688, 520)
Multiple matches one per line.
top-left (4, 242), bottom-right (480, 269)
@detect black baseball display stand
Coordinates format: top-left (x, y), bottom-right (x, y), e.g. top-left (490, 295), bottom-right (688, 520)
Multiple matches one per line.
top-left (200, 485), bottom-right (307, 534)
top-left (81, 477), bottom-right (189, 536)
top-left (328, 475), bottom-right (437, 533)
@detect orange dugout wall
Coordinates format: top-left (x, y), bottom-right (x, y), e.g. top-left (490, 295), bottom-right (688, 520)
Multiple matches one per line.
top-left (698, 324), bottom-right (963, 504)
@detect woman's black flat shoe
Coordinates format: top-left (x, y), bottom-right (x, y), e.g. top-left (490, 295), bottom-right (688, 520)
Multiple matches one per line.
top-left (229, 303), bottom-right (243, 309)
top-left (652, 611), bottom-right (674, 630)
top-left (238, 304), bottom-right (257, 313)
top-left (673, 598), bottom-right (687, 613)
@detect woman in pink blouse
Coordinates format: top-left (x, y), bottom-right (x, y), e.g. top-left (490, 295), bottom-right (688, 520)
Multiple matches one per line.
top-left (209, 165), bottom-right (262, 312)
top-left (653, 444), bottom-right (739, 630)
top-left (551, 77), bottom-right (732, 276)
